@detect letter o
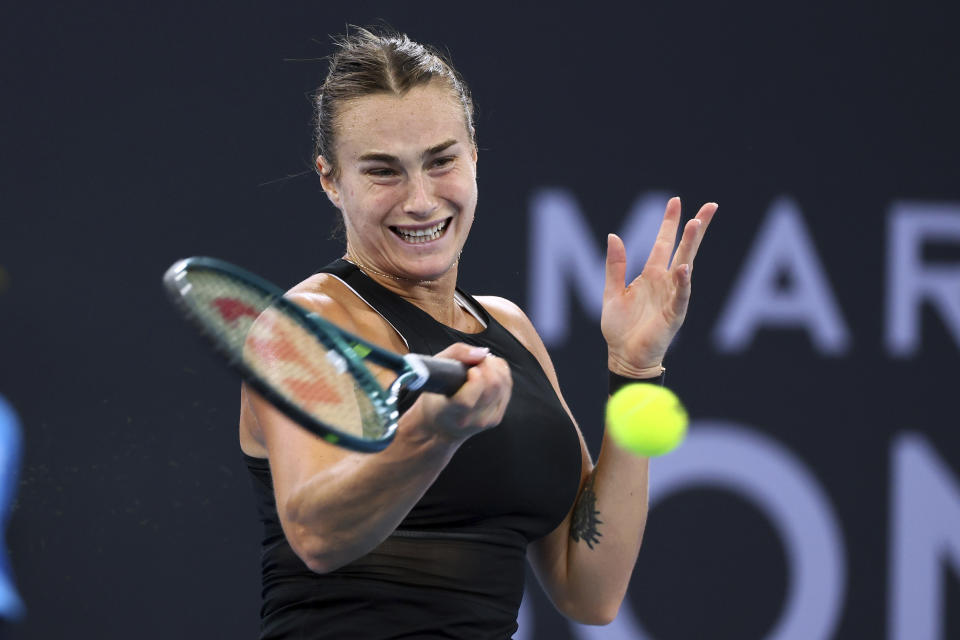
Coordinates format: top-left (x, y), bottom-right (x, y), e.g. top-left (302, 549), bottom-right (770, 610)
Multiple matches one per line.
top-left (570, 421), bottom-right (846, 640)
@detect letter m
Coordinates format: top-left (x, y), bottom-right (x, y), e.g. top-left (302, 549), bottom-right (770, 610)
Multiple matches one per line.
top-left (528, 189), bottom-right (668, 346)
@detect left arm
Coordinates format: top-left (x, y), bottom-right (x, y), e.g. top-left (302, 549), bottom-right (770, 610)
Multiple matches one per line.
top-left (492, 197), bottom-right (717, 624)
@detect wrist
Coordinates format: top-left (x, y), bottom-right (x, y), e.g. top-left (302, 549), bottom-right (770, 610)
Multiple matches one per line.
top-left (607, 353), bottom-right (664, 379)
top-left (608, 367), bottom-right (666, 395)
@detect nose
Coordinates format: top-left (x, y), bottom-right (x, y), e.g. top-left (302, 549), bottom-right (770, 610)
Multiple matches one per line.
top-left (402, 172), bottom-right (439, 219)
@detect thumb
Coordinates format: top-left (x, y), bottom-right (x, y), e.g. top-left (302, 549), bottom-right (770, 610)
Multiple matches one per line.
top-left (604, 233), bottom-right (627, 302)
top-left (435, 342), bottom-right (490, 366)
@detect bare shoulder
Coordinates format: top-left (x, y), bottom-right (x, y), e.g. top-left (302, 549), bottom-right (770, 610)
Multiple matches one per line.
top-left (284, 273), bottom-right (362, 332)
top-left (288, 272), bottom-right (408, 356)
top-left (474, 295), bottom-right (532, 331)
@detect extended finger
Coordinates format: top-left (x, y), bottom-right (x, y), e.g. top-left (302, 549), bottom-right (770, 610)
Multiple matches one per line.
top-left (671, 202), bottom-right (717, 269)
top-left (603, 233), bottom-right (627, 302)
top-left (645, 196), bottom-right (683, 270)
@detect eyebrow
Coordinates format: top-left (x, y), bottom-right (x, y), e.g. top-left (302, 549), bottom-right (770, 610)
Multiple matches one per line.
top-left (357, 139), bottom-right (459, 163)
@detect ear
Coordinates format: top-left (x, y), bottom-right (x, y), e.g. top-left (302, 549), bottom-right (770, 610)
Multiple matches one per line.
top-left (316, 156), bottom-right (342, 209)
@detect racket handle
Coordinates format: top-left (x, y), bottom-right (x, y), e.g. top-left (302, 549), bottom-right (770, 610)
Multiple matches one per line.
top-left (405, 355), bottom-right (468, 396)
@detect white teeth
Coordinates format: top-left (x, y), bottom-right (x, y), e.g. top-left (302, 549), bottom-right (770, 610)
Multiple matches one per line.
top-left (394, 219), bottom-right (448, 243)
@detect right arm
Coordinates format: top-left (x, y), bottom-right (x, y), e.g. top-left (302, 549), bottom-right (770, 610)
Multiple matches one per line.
top-left (244, 293), bottom-right (511, 573)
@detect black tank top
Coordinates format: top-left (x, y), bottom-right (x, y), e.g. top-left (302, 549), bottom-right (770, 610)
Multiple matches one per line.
top-left (244, 260), bottom-right (583, 639)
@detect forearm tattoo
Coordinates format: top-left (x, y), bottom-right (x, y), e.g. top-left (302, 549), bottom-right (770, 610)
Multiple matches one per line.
top-left (570, 475), bottom-right (602, 549)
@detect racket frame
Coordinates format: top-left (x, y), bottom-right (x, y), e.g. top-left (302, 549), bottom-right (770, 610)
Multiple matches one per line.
top-left (164, 256), bottom-right (427, 452)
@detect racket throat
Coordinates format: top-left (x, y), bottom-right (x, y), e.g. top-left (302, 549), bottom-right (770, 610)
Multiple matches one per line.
top-left (401, 354), bottom-right (431, 391)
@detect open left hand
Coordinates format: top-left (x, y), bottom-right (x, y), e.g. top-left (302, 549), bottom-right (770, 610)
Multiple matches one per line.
top-left (601, 197), bottom-right (717, 376)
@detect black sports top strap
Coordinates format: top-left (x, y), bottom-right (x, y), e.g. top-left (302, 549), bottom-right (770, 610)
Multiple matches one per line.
top-left (318, 259), bottom-right (498, 355)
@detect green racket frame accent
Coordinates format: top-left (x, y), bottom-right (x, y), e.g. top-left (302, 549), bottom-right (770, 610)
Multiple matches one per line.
top-left (163, 256), bottom-right (421, 452)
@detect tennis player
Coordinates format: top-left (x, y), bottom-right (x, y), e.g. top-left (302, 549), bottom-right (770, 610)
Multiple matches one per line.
top-left (239, 27), bottom-right (716, 639)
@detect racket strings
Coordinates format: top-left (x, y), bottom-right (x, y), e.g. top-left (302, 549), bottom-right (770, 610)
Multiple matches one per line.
top-left (179, 270), bottom-right (389, 439)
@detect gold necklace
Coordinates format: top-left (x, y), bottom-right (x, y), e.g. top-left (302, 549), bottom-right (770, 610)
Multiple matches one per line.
top-left (343, 253), bottom-right (461, 284)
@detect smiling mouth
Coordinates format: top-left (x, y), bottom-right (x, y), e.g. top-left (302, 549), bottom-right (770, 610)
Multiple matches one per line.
top-left (390, 218), bottom-right (451, 244)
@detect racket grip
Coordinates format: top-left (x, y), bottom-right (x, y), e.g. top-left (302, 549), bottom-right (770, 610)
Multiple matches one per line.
top-left (406, 355), bottom-right (468, 396)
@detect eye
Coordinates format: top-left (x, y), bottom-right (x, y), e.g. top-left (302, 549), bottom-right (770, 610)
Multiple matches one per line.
top-left (366, 167), bottom-right (398, 178)
top-left (429, 156), bottom-right (456, 170)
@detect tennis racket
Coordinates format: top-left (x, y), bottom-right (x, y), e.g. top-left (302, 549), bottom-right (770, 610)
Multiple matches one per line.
top-left (163, 257), bottom-right (468, 452)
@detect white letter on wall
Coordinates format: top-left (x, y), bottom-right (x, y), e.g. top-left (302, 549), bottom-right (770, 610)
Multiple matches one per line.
top-left (889, 433), bottom-right (960, 640)
top-left (886, 203), bottom-right (960, 357)
top-left (713, 197), bottom-right (850, 354)
top-left (571, 422), bottom-right (846, 640)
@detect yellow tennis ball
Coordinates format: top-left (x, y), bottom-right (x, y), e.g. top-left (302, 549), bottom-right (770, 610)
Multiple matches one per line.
top-left (606, 383), bottom-right (688, 457)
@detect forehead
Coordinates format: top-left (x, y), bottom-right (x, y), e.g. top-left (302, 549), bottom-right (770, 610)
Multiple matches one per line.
top-left (335, 84), bottom-right (470, 158)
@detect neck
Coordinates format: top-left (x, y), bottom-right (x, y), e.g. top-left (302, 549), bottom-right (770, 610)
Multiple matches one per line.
top-left (343, 253), bottom-right (462, 326)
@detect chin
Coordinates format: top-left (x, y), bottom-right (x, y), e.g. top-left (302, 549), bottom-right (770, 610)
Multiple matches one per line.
top-left (403, 254), bottom-right (459, 281)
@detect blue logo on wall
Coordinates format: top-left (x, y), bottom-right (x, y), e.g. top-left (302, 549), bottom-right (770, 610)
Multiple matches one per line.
top-left (0, 394), bottom-right (24, 620)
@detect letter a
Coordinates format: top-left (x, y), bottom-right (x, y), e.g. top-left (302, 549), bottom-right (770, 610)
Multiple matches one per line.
top-left (713, 197), bottom-right (850, 354)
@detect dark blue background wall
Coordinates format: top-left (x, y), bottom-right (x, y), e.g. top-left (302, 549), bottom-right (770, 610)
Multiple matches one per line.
top-left (2, 2), bottom-right (958, 638)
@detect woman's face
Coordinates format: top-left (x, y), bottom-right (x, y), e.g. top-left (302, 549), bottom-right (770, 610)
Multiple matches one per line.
top-left (319, 83), bottom-right (478, 283)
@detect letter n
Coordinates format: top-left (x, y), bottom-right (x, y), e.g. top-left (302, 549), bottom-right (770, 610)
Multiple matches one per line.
top-left (889, 434), bottom-right (960, 640)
